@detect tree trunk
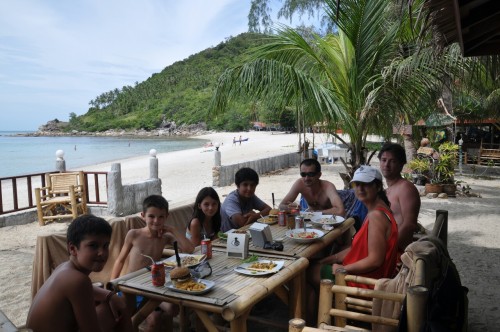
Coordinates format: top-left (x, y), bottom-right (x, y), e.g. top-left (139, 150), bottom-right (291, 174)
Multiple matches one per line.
top-left (403, 134), bottom-right (417, 162)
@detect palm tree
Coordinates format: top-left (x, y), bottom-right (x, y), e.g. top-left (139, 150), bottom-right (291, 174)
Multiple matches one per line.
top-left (211, 0), bottom-right (465, 173)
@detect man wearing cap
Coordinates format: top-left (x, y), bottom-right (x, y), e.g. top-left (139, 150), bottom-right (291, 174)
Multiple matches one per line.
top-left (278, 159), bottom-right (345, 216)
top-left (378, 143), bottom-right (421, 252)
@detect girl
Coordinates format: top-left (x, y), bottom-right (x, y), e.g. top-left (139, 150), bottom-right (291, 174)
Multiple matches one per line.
top-left (186, 187), bottom-right (221, 246)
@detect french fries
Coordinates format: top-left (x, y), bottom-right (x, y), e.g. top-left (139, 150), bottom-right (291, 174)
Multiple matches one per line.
top-left (175, 279), bottom-right (207, 291)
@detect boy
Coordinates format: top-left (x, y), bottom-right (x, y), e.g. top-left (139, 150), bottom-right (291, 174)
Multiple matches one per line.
top-left (26, 215), bottom-right (133, 332)
top-left (220, 167), bottom-right (272, 232)
top-left (111, 195), bottom-right (194, 331)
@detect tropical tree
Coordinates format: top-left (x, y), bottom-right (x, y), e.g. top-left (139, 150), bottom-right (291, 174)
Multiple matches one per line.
top-left (211, 0), bottom-right (465, 172)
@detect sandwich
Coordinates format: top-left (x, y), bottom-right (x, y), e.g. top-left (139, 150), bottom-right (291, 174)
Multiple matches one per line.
top-left (268, 208), bottom-right (279, 222)
top-left (170, 266), bottom-right (191, 285)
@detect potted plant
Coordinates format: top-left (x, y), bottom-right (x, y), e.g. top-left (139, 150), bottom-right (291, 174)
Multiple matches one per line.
top-left (407, 158), bottom-right (430, 185)
top-left (427, 142), bottom-right (459, 196)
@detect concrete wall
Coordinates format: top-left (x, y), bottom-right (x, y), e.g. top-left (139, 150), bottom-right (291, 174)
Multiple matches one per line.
top-left (212, 151), bottom-right (304, 187)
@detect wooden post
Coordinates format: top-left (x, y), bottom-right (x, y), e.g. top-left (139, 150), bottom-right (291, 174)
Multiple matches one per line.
top-left (407, 286), bottom-right (428, 332)
top-left (317, 279), bottom-right (334, 327)
top-left (288, 318), bottom-right (306, 332)
top-left (435, 210), bottom-right (448, 247)
top-left (334, 269), bottom-right (347, 327)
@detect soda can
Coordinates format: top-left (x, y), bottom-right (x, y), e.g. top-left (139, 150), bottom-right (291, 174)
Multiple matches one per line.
top-left (290, 208), bottom-right (300, 216)
top-left (295, 216), bottom-right (304, 229)
top-left (151, 262), bottom-right (165, 287)
top-left (278, 210), bottom-right (286, 226)
top-left (201, 239), bottom-right (212, 259)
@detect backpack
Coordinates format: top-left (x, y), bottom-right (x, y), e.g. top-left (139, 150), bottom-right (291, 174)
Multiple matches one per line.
top-left (398, 236), bottom-right (468, 332)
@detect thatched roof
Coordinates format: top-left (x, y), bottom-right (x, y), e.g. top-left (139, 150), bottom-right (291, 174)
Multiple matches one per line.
top-left (427, 0), bottom-right (500, 56)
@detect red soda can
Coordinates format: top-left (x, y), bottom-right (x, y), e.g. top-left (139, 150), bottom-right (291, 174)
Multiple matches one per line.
top-left (278, 210), bottom-right (286, 226)
top-left (290, 208), bottom-right (299, 216)
top-left (151, 262), bottom-right (165, 287)
top-left (201, 239), bottom-right (212, 259)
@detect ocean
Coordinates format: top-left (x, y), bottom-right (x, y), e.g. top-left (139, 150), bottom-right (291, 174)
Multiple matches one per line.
top-left (0, 131), bottom-right (207, 178)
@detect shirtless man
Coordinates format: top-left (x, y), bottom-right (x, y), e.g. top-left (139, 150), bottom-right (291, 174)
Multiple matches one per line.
top-left (378, 143), bottom-right (421, 252)
top-left (279, 159), bottom-right (345, 216)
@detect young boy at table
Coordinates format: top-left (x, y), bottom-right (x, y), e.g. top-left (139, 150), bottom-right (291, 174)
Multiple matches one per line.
top-left (111, 194), bottom-right (194, 332)
top-left (220, 167), bottom-right (272, 232)
top-left (26, 214), bottom-right (133, 332)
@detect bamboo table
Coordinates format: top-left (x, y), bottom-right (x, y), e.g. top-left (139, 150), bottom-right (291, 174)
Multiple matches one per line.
top-left (212, 217), bottom-right (355, 259)
top-left (109, 250), bottom-right (309, 332)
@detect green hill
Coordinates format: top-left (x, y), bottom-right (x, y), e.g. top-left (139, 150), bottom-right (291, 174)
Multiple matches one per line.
top-left (68, 33), bottom-right (272, 132)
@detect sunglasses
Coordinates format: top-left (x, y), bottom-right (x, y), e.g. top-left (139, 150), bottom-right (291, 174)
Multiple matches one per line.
top-left (300, 172), bottom-right (318, 178)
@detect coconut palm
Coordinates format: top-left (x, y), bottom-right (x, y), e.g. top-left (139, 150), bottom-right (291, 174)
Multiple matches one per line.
top-left (210, 0), bottom-right (465, 172)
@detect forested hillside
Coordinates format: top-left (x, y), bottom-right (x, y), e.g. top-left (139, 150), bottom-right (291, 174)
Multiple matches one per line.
top-left (68, 33), bottom-right (285, 132)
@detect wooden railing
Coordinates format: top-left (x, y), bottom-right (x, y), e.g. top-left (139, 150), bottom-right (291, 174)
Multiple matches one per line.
top-left (0, 171), bottom-right (107, 215)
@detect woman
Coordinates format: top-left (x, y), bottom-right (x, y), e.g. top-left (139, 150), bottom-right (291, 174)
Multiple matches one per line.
top-left (313, 166), bottom-right (399, 286)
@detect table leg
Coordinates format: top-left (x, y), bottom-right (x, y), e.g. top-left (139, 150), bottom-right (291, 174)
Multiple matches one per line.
top-left (230, 309), bottom-right (250, 332)
top-left (193, 309), bottom-right (218, 332)
top-left (290, 270), bottom-right (306, 319)
top-left (131, 299), bottom-right (161, 331)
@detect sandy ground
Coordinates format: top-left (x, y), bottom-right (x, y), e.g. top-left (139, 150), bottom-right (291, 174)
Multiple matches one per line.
top-left (0, 131), bottom-right (499, 331)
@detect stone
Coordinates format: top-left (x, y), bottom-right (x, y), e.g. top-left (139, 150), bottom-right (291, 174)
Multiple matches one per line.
top-left (426, 193), bottom-right (439, 198)
top-left (438, 193), bottom-right (448, 199)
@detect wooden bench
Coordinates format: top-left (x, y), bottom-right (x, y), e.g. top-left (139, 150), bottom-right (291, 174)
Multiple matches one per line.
top-left (478, 148), bottom-right (500, 166)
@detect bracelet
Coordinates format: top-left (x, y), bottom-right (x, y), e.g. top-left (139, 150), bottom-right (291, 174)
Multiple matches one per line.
top-left (105, 291), bottom-right (115, 303)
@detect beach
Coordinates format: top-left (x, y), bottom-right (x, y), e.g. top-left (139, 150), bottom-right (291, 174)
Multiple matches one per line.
top-left (0, 131), bottom-right (499, 330)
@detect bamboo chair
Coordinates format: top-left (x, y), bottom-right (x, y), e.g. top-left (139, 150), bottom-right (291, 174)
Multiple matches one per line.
top-left (35, 171), bottom-right (87, 225)
top-left (414, 210), bottom-right (448, 248)
top-left (289, 259), bottom-right (428, 332)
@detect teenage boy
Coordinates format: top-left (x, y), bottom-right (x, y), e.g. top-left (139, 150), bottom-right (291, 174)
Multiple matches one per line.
top-left (26, 215), bottom-right (133, 332)
top-left (220, 167), bottom-right (272, 232)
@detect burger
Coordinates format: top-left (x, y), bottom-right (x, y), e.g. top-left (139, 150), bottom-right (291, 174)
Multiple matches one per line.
top-left (268, 209), bottom-right (279, 222)
top-left (170, 266), bottom-right (191, 285)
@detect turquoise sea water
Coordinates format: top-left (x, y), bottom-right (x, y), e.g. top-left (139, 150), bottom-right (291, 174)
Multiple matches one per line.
top-left (0, 131), bottom-right (206, 178)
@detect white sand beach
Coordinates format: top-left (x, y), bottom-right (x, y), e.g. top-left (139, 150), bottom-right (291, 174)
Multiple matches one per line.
top-left (0, 131), bottom-right (499, 330)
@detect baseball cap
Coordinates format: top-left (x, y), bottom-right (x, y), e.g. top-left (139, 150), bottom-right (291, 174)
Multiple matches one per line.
top-left (350, 165), bottom-right (382, 183)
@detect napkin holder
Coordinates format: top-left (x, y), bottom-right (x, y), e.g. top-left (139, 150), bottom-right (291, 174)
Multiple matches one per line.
top-left (249, 223), bottom-right (273, 247)
top-left (227, 233), bottom-right (249, 259)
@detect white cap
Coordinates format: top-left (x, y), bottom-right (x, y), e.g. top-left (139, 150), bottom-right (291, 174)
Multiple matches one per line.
top-left (350, 165), bottom-right (382, 183)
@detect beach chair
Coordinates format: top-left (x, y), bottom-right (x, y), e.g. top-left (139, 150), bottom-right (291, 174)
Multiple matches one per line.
top-left (35, 171), bottom-right (87, 226)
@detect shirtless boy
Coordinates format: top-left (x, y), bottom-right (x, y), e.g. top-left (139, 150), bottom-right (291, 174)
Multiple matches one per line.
top-left (111, 195), bottom-right (194, 331)
top-left (279, 159), bottom-right (345, 216)
top-left (378, 143), bottom-right (421, 252)
top-left (26, 215), bottom-right (133, 332)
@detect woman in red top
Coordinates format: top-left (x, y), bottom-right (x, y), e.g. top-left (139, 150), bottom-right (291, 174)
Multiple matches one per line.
top-left (310, 166), bottom-right (398, 288)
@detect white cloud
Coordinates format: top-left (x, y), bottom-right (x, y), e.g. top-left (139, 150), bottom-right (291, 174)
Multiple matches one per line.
top-left (0, 0), bottom-right (251, 130)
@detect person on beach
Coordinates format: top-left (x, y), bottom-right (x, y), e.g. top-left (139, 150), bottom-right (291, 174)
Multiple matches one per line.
top-left (279, 158), bottom-right (345, 216)
top-left (378, 143), bottom-right (421, 253)
top-left (186, 187), bottom-right (221, 246)
top-left (306, 166), bottom-right (398, 323)
top-left (111, 195), bottom-right (194, 332)
top-left (26, 215), bottom-right (133, 332)
top-left (220, 167), bottom-right (272, 232)
top-left (239, 135), bottom-right (242, 145)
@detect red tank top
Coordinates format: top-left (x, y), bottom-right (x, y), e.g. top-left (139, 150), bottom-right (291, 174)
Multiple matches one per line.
top-left (342, 206), bottom-right (398, 288)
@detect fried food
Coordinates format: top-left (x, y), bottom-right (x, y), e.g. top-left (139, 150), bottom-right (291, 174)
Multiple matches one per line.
top-left (294, 231), bottom-right (318, 239)
top-left (175, 279), bottom-right (207, 291)
top-left (249, 262), bottom-right (277, 270)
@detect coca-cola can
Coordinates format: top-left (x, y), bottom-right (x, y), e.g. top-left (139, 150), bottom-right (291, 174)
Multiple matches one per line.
top-left (151, 262), bottom-right (165, 287)
top-left (201, 239), bottom-right (212, 259)
top-left (278, 210), bottom-right (286, 226)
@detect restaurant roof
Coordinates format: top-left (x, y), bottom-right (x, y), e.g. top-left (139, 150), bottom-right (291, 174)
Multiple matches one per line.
top-left (427, 0), bottom-right (500, 56)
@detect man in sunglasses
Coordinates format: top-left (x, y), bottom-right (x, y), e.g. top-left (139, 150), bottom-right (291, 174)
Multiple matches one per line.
top-left (278, 159), bottom-right (345, 216)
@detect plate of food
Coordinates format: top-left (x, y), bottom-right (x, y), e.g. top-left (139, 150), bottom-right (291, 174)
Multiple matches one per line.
top-left (300, 211), bottom-right (322, 221)
top-left (256, 215), bottom-right (278, 225)
top-left (166, 278), bottom-right (214, 295)
top-left (234, 259), bottom-right (284, 276)
top-left (310, 215), bottom-right (345, 226)
top-left (285, 228), bottom-right (325, 243)
top-left (163, 254), bottom-right (207, 268)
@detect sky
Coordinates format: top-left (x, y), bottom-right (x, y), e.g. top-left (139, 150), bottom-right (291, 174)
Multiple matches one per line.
top-left (0, 0), bottom-right (259, 131)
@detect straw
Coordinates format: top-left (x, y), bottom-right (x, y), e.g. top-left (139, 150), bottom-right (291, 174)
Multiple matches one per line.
top-left (272, 193), bottom-right (275, 208)
top-left (140, 253), bottom-right (155, 265)
top-left (173, 241), bottom-right (181, 267)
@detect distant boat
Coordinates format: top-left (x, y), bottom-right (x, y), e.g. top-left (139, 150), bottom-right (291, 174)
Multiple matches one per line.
top-left (233, 138), bottom-right (249, 143)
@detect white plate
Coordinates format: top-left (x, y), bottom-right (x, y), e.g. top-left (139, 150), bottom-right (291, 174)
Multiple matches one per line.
top-left (166, 279), bottom-right (214, 295)
top-left (310, 215), bottom-right (345, 226)
top-left (285, 228), bottom-right (325, 243)
top-left (300, 211), bottom-right (322, 220)
top-left (256, 216), bottom-right (278, 225)
top-left (234, 259), bottom-right (284, 276)
top-left (162, 254), bottom-right (207, 268)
